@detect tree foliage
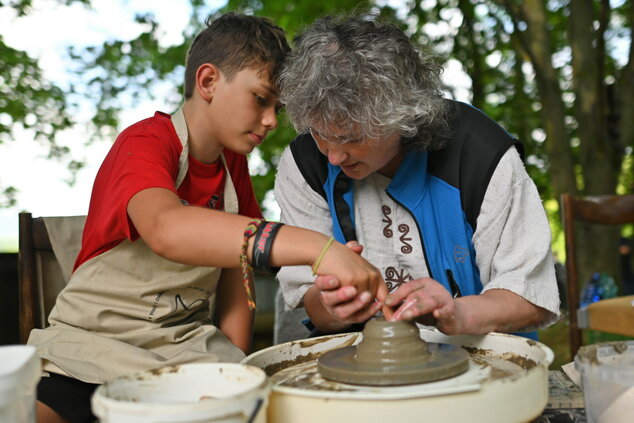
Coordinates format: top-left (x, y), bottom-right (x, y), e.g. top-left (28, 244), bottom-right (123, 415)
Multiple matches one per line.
top-left (2, 0), bottom-right (632, 283)
top-left (0, 32), bottom-right (75, 196)
top-left (400, 0), bottom-right (633, 284)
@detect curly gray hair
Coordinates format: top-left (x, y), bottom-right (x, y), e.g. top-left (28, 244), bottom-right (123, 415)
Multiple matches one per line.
top-left (279, 14), bottom-right (451, 151)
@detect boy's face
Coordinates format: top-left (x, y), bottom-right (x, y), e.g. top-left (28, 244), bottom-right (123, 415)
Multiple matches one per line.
top-left (207, 66), bottom-right (280, 155)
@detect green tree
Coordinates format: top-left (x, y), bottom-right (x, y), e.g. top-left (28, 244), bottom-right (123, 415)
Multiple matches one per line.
top-left (401, 0), bottom-right (633, 287)
top-left (237, 0), bottom-right (634, 288)
top-left (2, 0), bottom-right (632, 287)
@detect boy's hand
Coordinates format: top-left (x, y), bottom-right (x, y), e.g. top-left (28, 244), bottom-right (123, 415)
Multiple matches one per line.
top-left (314, 239), bottom-right (388, 304)
top-left (344, 240), bottom-right (364, 255)
top-left (384, 278), bottom-right (468, 334)
top-left (313, 275), bottom-right (383, 324)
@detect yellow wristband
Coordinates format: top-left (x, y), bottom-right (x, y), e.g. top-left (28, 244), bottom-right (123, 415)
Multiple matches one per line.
top-left (312, 237), bottom-right (335, 276)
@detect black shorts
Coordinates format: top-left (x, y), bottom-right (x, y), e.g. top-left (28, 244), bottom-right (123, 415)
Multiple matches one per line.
top-left (37, 373), bottom-right (99, 423)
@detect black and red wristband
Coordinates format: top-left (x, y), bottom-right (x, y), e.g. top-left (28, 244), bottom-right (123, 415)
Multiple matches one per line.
top-left (251, 221), bottom-right (284, 274)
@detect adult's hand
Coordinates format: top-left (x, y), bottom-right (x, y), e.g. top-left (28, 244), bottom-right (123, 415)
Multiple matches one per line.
top-left (384, 278), bottom-right (468, 335)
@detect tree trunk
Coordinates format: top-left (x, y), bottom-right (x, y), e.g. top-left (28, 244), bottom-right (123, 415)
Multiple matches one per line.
top-left (568, 0), bottom-right (618, 195)
top-left (457, 0), bottom-right (485, 109)
top-left (614, 4), bottom-right (634, 169)
top-left (567, 0), bottom-right (624, 289)
top-left (502, 0), bottom-right (627, 295)
top-left (504, 0), bottom-right (578, 199)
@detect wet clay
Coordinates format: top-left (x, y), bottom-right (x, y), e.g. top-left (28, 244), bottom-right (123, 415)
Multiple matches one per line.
top-left (576, 341), bottom-right (631, 365)
top-left (463, 346), bottom-right (538, 370)
top-left (317, 318), bottom-right (469, 386)
top-left (264, 335), bottom-right (361, 376)
top-left (271, 353), bottom-right (526, 391)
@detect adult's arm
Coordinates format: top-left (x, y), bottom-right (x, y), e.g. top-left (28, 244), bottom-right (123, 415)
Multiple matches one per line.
top-left (385, 279), bottom-right (548, 334)
top-left (386, 147), bottom-right (560, 333)
top-left (473, 146), bottom-right (560, 328)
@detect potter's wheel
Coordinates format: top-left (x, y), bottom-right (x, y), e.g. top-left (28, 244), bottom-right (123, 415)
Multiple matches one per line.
top-left (317, 318), bottom-right (469, 385)
top-left (243, 325), bottom-right (554, 423)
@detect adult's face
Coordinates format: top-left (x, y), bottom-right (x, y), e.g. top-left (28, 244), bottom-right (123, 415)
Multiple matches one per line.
top-left (311, 126), bottom-right (403, 179)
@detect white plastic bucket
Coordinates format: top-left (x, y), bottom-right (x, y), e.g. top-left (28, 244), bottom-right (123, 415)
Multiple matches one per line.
top-left (0, 345), bottom-right (42, 423)
top-left (575, 341), bottom-right (634, 423)
top-left (91, 363), bottom-right (270, 423)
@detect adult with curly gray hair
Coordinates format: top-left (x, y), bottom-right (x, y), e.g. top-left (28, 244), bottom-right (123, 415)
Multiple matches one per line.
top-left (273, 14), bottom-right (560, 342)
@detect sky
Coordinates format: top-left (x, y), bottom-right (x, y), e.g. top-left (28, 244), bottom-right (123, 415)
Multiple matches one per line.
top-left (0, 0), bottom-right (227, 251)
top-left (0, 0), bottom-right (471, 252)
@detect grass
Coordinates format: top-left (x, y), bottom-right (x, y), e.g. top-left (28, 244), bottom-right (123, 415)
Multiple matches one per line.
top-left (538, 318), bottom-right (572, 369)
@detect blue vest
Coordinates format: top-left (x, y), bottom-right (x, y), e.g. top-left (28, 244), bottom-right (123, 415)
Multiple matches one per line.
top-left (323, 151), bottom-right (482, 297)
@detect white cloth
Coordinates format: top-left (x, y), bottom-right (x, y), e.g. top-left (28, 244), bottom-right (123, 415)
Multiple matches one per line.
top-left (274, 145), bottom-right (560, 330)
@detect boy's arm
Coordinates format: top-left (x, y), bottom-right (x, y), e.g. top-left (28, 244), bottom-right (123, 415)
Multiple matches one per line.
top-left (215, 267), bottom-right (254, 353)
top-left (127, 187), bottom-right (386, 297)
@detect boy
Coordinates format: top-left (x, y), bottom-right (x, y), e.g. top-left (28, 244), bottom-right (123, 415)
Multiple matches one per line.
top-left (30, 13), bottom-right (386, 423)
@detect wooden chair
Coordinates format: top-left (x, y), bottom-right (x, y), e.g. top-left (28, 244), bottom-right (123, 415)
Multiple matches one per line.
top-left (17, 212), bottom-right (86, 344)
top-left (561, 193), bottom-right (634, 359)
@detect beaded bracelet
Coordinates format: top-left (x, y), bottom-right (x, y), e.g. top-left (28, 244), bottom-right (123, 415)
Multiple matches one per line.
top-left (312, 237), bottom-right (335, 276)
top-left (240, 218), bottom-right (263, 310)
top-left (252, 221), bottom-right (284, 274)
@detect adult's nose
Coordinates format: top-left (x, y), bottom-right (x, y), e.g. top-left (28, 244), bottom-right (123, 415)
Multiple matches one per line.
top-left (327, 145), bottom-right (349, 166)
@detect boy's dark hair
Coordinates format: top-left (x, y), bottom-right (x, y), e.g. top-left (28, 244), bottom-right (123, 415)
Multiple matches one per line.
top-left (184, 12), bottom-right (290, 98)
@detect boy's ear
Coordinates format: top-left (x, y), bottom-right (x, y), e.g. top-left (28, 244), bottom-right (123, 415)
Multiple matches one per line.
top-left (196, 63), bottom-right (220, 102)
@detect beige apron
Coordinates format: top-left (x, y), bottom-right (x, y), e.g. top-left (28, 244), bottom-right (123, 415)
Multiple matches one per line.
top-left (28, 108), bottom-right (245, 384)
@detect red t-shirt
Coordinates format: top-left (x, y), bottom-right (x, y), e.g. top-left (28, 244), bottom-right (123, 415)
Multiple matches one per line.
top-left (74, 111), bottom-right (262, 270)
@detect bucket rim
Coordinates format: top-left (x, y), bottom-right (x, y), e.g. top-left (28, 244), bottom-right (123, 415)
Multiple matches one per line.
top-left (91, 362), bottom-right (270, 413)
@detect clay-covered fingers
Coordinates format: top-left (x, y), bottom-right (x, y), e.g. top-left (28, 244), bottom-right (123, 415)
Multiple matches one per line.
top-left (375, 279), bottom-right (389, 303)
top-left (384, 278), bottom-right (453, 322)
top-left (324, 291), bottom-right (383, 323)
top-left (391, 294), bottom-right (441, 321)
top-left (383, 278), bottom-right (429, 306)
top-left (381, 304), bottom-right (394, 320)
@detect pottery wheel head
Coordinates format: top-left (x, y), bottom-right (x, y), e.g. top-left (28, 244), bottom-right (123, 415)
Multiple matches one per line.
top-left (317, 318), bottom-right (469, 386)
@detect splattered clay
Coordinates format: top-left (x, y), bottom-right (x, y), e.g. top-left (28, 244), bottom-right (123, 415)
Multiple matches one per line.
top-left (269, 345), bottom-right (535, 391)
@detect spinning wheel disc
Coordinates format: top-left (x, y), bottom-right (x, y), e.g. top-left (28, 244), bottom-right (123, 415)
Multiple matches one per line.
top-left (317, 319), bottom-right (469, 386)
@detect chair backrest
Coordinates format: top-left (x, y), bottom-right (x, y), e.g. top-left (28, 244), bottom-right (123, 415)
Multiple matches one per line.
top-left (18, 212), bottom-right (86, 344)
top-left (561, 193), bottom-right (634, 358)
